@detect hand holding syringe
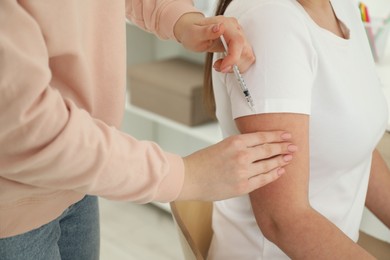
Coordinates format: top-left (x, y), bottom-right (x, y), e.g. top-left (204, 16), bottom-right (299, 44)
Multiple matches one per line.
top-left (220, 35), bottom-right (256, 113)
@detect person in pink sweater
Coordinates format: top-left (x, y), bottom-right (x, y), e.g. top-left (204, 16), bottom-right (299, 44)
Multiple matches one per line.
top-left (0, 0), bottom-right (296, 259)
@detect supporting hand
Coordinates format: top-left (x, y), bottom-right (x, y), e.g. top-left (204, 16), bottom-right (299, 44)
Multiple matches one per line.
top-left (177, 131), bottom-right (296, 201)
top-left (174, 13), bottom-right (255, 73)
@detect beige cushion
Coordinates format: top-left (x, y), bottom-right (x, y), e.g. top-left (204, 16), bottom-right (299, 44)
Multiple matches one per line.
top-left (358, 231), bottom-right (390, 259)
top-left (170, 201), bottom-right (213, 260)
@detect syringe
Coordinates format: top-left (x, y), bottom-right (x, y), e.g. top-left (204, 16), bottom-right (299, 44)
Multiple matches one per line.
top-left (220, 35), bottom-right (256, 113)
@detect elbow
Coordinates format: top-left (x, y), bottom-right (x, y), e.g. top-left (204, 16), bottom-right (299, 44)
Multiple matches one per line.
top-left (250, 196), bottom-right (313, 244)
top-left (256, 216), bottom-right (282, 243)
top-left (255, 210), bottom-right (306, 245)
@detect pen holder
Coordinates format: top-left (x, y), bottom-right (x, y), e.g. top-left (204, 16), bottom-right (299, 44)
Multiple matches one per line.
top-left (364, 17), bottom-right (390, 63)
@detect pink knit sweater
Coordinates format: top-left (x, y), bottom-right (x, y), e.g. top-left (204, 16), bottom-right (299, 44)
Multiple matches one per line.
top-left (0, 0), bottom-right (198, 238)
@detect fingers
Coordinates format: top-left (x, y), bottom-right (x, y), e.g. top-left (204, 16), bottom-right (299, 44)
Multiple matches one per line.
top-left (212, 31), bottom-right (255, 73)
top-left (243, 138), bottom-right (297, 193)
top-left (238, 131), bottom-right (293, 148)
top-left (176, 14), bottom-right (255, 72)
top-left (252, 153), bottom-right (293, 176)
top-left (198, 23), bottom-right (224, 43)
top-left (250, 142), bottom-right (297, 161)
top-left (187, 23), bottom-right (224, 52)
top-left (217, 24), bottom-right (255, 72)
top-left (247, 154), bottom-right (294, 192)
top-left (197, 16), bottom-right (255, 72)
top-left (218, 32), bottom-right (244, 69)
top-left (174, 13), bottom-right (224, 52)
top-left (246, 167), bottom-right (286, 192)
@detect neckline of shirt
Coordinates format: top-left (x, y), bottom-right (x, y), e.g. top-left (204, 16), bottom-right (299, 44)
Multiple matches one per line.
top-left (292, 0), bottom-right (352, 46)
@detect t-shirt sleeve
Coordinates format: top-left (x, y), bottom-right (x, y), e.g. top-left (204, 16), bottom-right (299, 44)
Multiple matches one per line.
top-left (125, 0), bottom-right (200, 40)
top-left (226, 2), bottom-right (317, 119)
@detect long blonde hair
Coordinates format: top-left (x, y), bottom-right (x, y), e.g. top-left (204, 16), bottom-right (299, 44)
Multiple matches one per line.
top-left (203, 0), bottom-right (234, 116)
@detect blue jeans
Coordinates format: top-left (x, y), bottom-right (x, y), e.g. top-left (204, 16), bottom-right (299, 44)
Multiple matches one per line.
top-left (0, 195), bottom-right (100, 260)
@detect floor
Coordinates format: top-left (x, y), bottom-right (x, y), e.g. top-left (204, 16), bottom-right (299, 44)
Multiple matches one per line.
top-left (99, 199), bottom-right (183, 260)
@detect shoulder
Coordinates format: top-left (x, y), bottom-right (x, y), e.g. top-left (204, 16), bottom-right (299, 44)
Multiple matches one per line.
top-left (225, 0), bottom-right (311, 43)
top-left (226, 0), bottom-right (306, 23)
top-left (224, 0), bottom-right (314, 54)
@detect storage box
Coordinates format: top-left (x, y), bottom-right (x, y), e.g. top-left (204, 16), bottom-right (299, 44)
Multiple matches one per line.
top-left (128, 58), bottom-right (214, 126)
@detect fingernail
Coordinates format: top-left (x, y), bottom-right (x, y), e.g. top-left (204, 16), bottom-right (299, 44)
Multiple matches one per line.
top-left (281, 132), bottom-right (292, 140)
top-left (221, 66), bottom-right (232, 73)
top-left (212, 24), bottom-right (220, 33)
top-left (277, 168), bottom-right (286, 176)
top-left (283, 154), bottom-right (293, 162)
top-left (287, 145), bottom-right (298, 152)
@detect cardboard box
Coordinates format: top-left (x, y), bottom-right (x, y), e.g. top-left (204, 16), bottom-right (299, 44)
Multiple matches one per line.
top-left (128, 58), bottom-right (214, 126)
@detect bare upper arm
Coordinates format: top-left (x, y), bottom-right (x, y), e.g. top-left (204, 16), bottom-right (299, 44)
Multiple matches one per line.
top-left (235, 113), bottom-right (311, 223)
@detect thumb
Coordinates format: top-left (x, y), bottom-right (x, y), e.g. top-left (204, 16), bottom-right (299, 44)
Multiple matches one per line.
top-left (185, 23), bottom-right (224, 52)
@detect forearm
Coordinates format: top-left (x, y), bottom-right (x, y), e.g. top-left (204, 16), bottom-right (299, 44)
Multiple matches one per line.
top-left (365, 149), bottom-right (390, 228)
top-left (250, 202), bottom-right (374, 259)
top-left (1, 106), bottom-right (185, 203)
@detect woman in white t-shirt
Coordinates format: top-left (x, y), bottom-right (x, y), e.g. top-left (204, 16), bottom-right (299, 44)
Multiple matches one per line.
top-left (204, 0), bottom-right (390, 259)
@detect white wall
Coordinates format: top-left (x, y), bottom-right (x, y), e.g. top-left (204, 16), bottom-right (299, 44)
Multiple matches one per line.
top-left (359, 0), bottom-right (390, 19)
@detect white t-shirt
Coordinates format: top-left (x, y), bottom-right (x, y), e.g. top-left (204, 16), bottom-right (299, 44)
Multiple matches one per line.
top-left (208, 0), bottom-right (389, 259)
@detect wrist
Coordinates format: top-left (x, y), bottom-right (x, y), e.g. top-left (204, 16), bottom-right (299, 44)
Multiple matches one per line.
top-left (174, 12), bottom-right (205, 42)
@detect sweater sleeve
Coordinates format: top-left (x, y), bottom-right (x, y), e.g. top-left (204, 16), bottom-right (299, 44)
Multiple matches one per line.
top-left (0, 0), bottom-right (184, 203)
top-left (125, 0), bottom-right (200, 40)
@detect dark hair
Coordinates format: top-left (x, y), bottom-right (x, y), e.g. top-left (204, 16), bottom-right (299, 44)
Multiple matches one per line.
top-left (203, 0), bottom-right (234, 116)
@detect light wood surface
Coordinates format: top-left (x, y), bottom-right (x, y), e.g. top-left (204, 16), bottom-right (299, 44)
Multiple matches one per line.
top-left (170, 201), bottom-right (213, 260)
